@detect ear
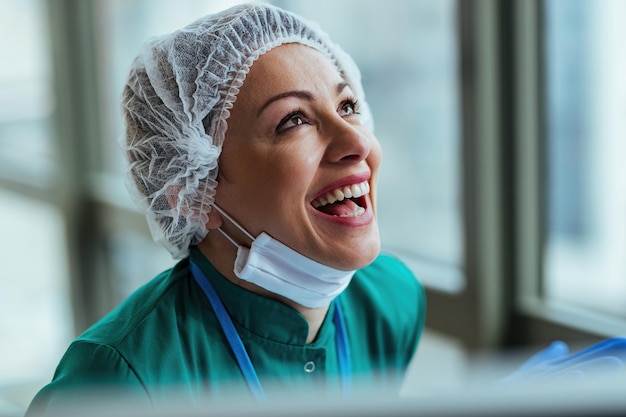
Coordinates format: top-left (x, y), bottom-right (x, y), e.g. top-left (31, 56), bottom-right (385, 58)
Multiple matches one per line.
top-left (165, 185), bottom-right (223, 230)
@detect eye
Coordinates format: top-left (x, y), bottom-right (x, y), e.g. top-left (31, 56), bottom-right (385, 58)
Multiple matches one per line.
top-left (276, 110), bottom-right (310, 134)
top-left (339, 98), bottom-right (360, 117)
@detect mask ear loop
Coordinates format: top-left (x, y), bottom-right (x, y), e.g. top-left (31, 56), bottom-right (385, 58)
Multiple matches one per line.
top-left (212, 204), bottom-right (255, 248)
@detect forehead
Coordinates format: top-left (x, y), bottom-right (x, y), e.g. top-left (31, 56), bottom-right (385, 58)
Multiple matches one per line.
top-left (237, 43), bottom-right (344, 104)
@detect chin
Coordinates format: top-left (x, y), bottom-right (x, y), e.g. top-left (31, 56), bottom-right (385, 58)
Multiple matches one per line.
top-left (361, 241), bottom-right (382, 267)
top-left (337, 236), bottom-right (381, 271)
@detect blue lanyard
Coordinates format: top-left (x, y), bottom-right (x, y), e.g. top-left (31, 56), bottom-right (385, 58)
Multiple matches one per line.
top-left (189, 261), bottom-right (352, 402)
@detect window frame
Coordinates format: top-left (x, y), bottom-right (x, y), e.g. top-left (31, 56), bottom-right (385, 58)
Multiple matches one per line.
top-left (425, 0), bottom-right (622, 351)
top-left (509, 0), bottom-right (626, 344)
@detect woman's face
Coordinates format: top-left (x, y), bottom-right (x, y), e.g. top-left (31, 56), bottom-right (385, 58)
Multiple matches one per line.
top-left (214, 43), bottom-right (382, 271)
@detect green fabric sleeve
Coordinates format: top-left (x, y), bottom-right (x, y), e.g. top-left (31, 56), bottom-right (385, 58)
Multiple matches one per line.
top-left (25, 341), bottom-right (151, 416)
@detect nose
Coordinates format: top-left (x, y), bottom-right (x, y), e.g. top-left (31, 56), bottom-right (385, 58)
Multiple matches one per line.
top-left (324, 118), bottom-right (372, 164)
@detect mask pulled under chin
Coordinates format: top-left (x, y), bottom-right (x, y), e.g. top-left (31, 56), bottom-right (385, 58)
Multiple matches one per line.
top-left (212, 205), bottom-right (356, 308)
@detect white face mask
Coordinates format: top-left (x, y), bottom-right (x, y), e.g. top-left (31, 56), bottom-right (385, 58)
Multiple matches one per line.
top-left (211, 204), bottom-right (356, 308)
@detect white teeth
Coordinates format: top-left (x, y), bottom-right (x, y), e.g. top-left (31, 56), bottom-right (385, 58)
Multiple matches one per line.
top-left (333, 188), bottom-right (344, 203)
top-left (312, 180), bottom-right (370, 208)
top-left (339, 207), bottom-right (365, 217)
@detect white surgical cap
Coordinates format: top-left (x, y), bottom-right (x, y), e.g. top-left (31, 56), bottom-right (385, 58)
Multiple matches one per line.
top-left (122, 2), bottom-right (373, 259)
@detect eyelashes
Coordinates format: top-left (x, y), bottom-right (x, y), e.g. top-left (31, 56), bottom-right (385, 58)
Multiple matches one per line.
top-left (275, 97), bottom-right (361, 135)
top-left (276, 108), bottom-right (309, 134)
top-left (340, 97), bottom-right (360, 117)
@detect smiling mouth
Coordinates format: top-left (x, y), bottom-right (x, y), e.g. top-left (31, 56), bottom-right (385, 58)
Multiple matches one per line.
top-left (311, 181), bottom-right (370, 217)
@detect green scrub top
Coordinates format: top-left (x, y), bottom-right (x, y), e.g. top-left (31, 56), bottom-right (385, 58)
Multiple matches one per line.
top-left (26, 248), bottom-right (426, 415)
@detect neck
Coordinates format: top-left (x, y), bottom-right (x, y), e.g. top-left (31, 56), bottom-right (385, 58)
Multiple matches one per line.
top-left (281, 297), bottom-right (330, 344)
top-left (197, 234), bottom-right (329, 344)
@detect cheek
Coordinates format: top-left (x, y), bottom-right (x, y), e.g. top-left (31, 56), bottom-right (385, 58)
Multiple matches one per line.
top-left (267, 137), bottom-right (322, 176)
top-left (237, 144), bottom-right (321, 203)
top-left (281, 151), bottom-right (319, 177)
top-left (372, 141), bottom-right (383, 166)
top-left (217, 132), bottom-right (324, 208)
top-left (265, 149), bottom-right (320, 203)
top-left (366, 134), bottom-right (383, 172)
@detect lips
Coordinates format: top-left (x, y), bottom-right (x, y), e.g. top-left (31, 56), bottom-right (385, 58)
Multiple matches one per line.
top-left (311, 181), bottom-right (370, 217)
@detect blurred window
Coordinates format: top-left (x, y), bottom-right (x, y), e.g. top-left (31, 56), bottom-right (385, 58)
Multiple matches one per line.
top-left (0, 0), bottom-right (73, 389)
top-left (0, 0), bottom-right (55, 180)
top-left (0, 190), bottom-right (73, 385)
top-left (544, 0), bottom-right (626, 317)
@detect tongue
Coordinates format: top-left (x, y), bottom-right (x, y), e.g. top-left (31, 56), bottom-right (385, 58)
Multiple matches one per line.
top-left (317, 199), bottom-right (360, 216)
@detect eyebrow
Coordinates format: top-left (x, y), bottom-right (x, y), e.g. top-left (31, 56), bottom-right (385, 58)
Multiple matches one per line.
top-left (256, 82), bottom-right (350, 117)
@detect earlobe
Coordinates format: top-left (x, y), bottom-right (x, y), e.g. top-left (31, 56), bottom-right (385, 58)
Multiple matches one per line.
top-left (206, 207), bottom-right (224, 230)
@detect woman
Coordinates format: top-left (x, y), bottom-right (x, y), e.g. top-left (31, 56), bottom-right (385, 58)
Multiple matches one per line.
top-left (26, 2), bottom-right (425, 415)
